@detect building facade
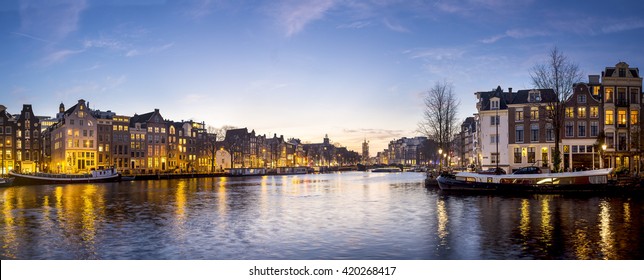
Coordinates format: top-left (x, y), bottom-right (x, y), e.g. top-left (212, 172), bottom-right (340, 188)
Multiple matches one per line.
top-left (601, 62), bottom-right (642, 173)
top-left (476, 86), bottom-right (510, 173)
top-left (50, 99), bottom-right (98, 173)
top-left (561, 83), bottom-right (603, 171)
top-left (506, 88), bottom-right (557, 173)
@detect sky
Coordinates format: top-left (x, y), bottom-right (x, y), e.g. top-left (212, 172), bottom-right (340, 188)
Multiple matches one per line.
top-left (1, 0), bottom-right (644, 153)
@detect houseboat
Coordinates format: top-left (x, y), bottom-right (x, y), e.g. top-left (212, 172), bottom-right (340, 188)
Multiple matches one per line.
top-left (435, 168), bottom-right (632, 193)
top-left (9, 168), bottom-right (121, 186)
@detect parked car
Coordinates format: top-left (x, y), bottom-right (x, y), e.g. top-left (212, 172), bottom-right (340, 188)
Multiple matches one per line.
top-left (512, 166), bottom-right (542, 174)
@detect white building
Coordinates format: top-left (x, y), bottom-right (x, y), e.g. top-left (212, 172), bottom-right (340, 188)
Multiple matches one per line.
top-left (476, 87), bottom-right (510, 173)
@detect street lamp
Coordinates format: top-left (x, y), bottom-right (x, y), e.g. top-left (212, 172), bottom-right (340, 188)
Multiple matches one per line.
top-left (438, 148), bottom-right (443, 171)
top-left (601, 144), bottom-right (607, 169)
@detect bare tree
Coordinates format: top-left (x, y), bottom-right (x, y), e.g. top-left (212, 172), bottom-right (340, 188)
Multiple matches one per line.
top-left (418, 81), bottom-right (461, 165)
top-left (211, 125), bottom-right (237, 142)
top-left (530, 46), bottom-right (583, 172)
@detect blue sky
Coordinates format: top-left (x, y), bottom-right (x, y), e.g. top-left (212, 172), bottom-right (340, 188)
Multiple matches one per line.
top-left (1, 0), bottom-right (643, 152)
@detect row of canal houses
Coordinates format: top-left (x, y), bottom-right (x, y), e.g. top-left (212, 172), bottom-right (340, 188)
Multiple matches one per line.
top-left (458, 62), bottom-right (643, 174)
top-left (0, 100), bottom-right (360, 175)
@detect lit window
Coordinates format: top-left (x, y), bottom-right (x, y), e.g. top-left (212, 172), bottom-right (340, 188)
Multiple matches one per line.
top-left (530, 107), bottom-right (539, 120)
top-left (565, 107), bottom-right (574, 118)
top-left (578, 107), bottom-right (586, 118)
top-left (605, 110), bottom-right (614, 125)
top-left (590, 106), bottom-right (599, 118)
top-left (515, 110), bottom-right (523, 121)
top-left (618, 110), bottom-right (627, 125)
top-left (631, 110), bottom-right (639, 125)
top-left (605, 88), bottom-right (614, 102)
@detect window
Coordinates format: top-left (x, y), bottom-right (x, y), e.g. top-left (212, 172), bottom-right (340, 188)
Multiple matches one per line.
top-left (631, 88), bottom-right (640, 104)
top-left (618, 133), bottom-right (627, 151)
top-left (590, 106), bottom-right (599, 118)
top-left (565, 107), bottom-right (574, 118)
top-left (491, 134), bottom-right (498, 144)
top-left (605, 88), bottom-right (614, 102)
top-left (515, 125), bottom-right (524, 143)
top-left (546, 124), bottom-right (554, 142)
top-left (530, 123), bottom-right (539, 142)
top-left (631, 110), bottom-right (639, 125)
top-left (541, 148), bottom-right (548, 167)
top-left (590, 121), bottom-right (599, 137)
top-left (527, 147), bottom-right (536, 163)
top-left (491, 99), bottom-right (499, 109)
top-left (530, 107), bottom-right (539, 120)
top-left (491, 153), bottom-right (499, 164)
top-left (617, 88), bottom-right (627, 104)
top-left (565, 121), bottom-right (574, 137)
top-left (578, 94), bottom-right (587, 103)
top-left (515, 110), bottom-right (523, 121)
top-left (70, 119), bottom-right (75, 125)
top-left (578, 107), bottom-right (586, 118)
top-left (578, 121), bottom-right (586, 137)
top-left (605, 110), bottom-right (614, 125)
top-left (490, 115), bottom-right (500, 126)
top-left (606, 132), bottom-right (615, 148)
top-left (514, 148), bottom-right (522, 163)
top-left (619, 68), bottom-right (626, 77)
top-left (528, 90), bottom-right (541, 102)
top-left (618, 110), bottom-right (627, 125)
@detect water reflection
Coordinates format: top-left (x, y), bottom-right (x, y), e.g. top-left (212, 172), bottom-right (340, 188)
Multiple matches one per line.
top-left (436, 198), bottom-right (448, 244)
top-left (0, 173), bottom-right (642, 260)
top-left (599, 200), bottom-right (615, 259)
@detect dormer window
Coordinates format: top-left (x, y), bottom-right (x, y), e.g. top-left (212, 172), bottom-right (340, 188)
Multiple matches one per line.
top-left (528, 90), bottom-right (541, 102)
top-left (619, 68), bottom-right (626, 77)
top-left (491, 99), bottom-right (500, 110)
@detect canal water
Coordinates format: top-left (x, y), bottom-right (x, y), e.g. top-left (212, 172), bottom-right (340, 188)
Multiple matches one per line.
top-left (1, 172), bottom-right (642, 260)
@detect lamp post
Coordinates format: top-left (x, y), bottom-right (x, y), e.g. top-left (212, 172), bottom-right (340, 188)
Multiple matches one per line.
top-left (438, 148), bottom-right (443, 172)
top-left (601, 144), bottom-right (607, 169)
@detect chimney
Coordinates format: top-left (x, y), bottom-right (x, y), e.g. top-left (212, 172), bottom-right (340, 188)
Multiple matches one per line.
top-left (507, 87), bottom-right (513, 102)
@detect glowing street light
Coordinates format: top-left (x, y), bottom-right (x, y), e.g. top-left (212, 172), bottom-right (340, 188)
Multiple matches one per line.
top-left (601, 144), bottom-right (607, 169)
top-left (438, 148), bottom-right (443, 171)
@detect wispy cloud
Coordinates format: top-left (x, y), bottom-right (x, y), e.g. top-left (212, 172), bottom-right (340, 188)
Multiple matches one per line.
top-left (11, 31), bottom-right (52, 44)
top-left (337, 21), bottom-right (371, 29)
top-left (383, 18), bottom-right (409, 33)
top-left (18, 0), bottom-right (87, 42)
top-left (601, 18), bottom-right (644, 34)
top-left (342, 128), bottom-right (406, 142)
top-left (272, 0), bottom-right (336, 37)
top-left (42, 49), bottom-right (84, 65)
top-left (183, 0), bottom-right (216, 19)
top-left (55, 75), bottom-right (127, 99)
top-left (480, 28), bottom-right (549, 44)
top-left (404, 47), bottom-right (467, 61)
top-left (125, 42), bottom-right (175, 57)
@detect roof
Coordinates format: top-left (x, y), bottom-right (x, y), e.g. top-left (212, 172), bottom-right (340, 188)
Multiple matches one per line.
top-left (509, 88), bottom-right (557, 104)
top-left (477, 86), bottom-right (509, 110)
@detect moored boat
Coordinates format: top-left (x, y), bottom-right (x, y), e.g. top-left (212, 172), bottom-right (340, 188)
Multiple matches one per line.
top-left (9, 168), bottom-right (121, 186)
top-left (0, 177), bottom-right (14, 187)
top-left (435, 168), bottom-right (641, 193)
top-left (371, 167), bottom-right (401, 173)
